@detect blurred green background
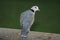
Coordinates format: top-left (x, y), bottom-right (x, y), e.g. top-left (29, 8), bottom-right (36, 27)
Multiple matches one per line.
top-left (0, 0), bottom-right (60, 34)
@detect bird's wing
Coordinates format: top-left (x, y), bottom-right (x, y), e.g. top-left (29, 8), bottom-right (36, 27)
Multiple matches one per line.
top-left (20, 10), bottom-right (34, 26)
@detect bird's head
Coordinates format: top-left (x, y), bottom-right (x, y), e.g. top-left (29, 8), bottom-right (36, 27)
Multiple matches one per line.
top-left (31, 6), bottom-right (40, 12)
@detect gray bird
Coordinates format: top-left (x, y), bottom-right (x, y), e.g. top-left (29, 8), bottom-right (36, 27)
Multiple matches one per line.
top-left (20, 6), bottom-right (40, 38)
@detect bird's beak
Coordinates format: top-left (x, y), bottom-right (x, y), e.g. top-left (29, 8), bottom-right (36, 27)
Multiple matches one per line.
top-left (38, 9), bottom-right (40, 11)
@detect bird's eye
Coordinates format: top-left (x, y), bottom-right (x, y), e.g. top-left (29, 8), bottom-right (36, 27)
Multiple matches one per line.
top-left (35, 7), bottom-right (37, 9)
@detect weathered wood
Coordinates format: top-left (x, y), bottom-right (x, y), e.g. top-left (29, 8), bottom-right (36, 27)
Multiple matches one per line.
top-left (0, 28), bottom-right (60, 40)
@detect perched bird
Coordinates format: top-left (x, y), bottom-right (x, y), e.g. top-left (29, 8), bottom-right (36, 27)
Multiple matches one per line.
top-left (20, 6), bottom-right (40, 37)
